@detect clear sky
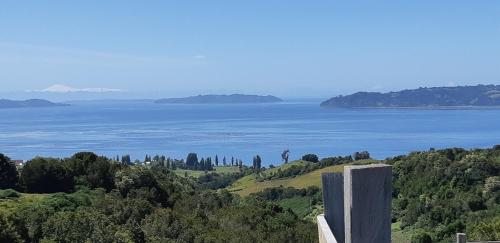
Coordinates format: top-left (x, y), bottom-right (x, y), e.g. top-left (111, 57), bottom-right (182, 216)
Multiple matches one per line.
top-left (1, 1), bottom-right (499, 98)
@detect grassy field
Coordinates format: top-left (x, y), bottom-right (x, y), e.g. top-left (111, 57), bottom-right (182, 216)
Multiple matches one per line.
top-left (228, 159), bottom-right (379, 197)
top-left (391, 222), bottom-right (412, 243)
top-left (173, 166), bottom-right (241, 178)
top-left (278, 197), bottom-right (312, 218)
top-left (228, 162), bottom-right (345, 197)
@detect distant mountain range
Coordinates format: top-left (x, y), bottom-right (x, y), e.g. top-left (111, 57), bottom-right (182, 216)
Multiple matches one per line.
top-left (155, 94), bottom-right (283, 104)
top-left (0, 99), bottom-right (69, 109)
top-left (321, 85), bottom-right (500, 108)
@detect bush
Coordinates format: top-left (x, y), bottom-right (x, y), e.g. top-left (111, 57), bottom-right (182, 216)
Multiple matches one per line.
top-left (469, 217), bottom-right (500, 241)
top-left (353, 151), bottom-right (370, 160)
top-left (301, 154), bottom-right (319, 163)
top-left (0, 213), bottom-right (22, 243)
top-left (411, 231), bottom-right (432, 243)
top-left (0, 189), bottom-right (20, 199)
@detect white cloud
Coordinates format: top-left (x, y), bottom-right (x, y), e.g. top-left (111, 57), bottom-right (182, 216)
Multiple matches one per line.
top-left (28, 84), bottom-right (125, 93)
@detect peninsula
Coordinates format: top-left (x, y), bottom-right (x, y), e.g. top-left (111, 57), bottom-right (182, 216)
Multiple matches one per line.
top-left (0, 99), bottom-right (69, 109)
top-left (321, 85), bottom-right (500, 108)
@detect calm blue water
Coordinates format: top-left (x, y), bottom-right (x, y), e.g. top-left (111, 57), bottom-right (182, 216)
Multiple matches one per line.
top-left (1, 101), bottom-right (499, 166)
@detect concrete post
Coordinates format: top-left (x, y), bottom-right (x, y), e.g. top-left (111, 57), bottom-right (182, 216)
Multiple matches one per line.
top-left (322, 173), bottom-right (345, 243)
top-left (456, 233), bottom-right (466, 243)
top-left (344, 164), bottom-right (392, 243)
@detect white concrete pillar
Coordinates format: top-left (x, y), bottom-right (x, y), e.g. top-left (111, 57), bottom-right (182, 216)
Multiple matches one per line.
top-left (344, 164), bottom-right (392, 243)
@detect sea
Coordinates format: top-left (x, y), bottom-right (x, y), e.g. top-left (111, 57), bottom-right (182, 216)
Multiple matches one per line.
top-left (1, 100), bottom-right (499, 166)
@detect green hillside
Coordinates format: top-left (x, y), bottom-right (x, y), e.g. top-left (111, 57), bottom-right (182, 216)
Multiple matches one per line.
top-left (173, 166), bottom-right (240, 178)
top-left (228, 159), bottom-right (376, 197)
top-left (227, 148), bottom-right (500, 242)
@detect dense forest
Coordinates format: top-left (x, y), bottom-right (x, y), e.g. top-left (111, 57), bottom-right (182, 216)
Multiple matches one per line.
top-left (388, 147), bottom-right (500, 242)
top-left (0, 153), bottom-right (315, 242)
top-left (1, 146), bottom-right (499, 242)
top-left (320, 84), bottom-right (500, 107)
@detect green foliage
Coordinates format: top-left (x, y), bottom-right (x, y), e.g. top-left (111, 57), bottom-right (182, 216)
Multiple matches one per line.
top-left (410, 231), bottom-right (432, 243)
top-left (0, 151), bottom-right (318, 242)
top-left (253, 154), bottom-right (262, 170)
top-left (389, 147), bottom-right (500, 241)
top-left (186, 153), bottom-right (198, 168)
top-left (20, 157), bottom-right (74, 193)
top-left (302, 154), bottom-right (319, 163)
top-left (250, 186), bottom-right (322, 218)
top-left (197, 172), bottom-right (246, 190)
top-left (353, 151), bottom-right (370, 160)
top-left (0, 189), bottom-right (20, 199)
top-left (42, 208), bottom-right (117, 243)
top-left (114, 166), bottom-right (194, 207)
top-left (66, 152), bottom-right (119, 191)
top-left (0, 212), bottom-right (22, 243)
top-left (261, 156), bottom-right (353, 181)
top-left (469, 216), bottom-right (500, 241)
top-left (0, 153), bottom-right (19, 190)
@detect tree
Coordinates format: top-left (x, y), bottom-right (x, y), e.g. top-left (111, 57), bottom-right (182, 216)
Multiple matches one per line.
top-left (200, 158), bottom-right (205, 170)
top-left (215, 155), bottom-right (219, 167)
top-left (223, 157), bottom-right (227, 166)
top-left (253, 155), bottom-right (262, 170)
top-left (302, 154), bottom-right (319, 163)
top-left (186, 153), bottom-right (198, 169)
top-left (0, 153), bottom-right (18, 190)
top-left (66, 152), bottom-right (117, 191)
top-left (281, 149), bottom-right (290, 164)
top-left (353, 151), bottom-right (370, 161)
top-left (121, 155), bottom-right (131, 165)
top-left (20, 157), bottom-right (74, 193)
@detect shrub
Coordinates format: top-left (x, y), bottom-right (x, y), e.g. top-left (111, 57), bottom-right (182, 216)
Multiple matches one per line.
top-left (0, 189), bottom-right (20, 199)
top-left (301, 154), bottom-right (319, 163)
top-left (353, 151), bottom-right (370, 160)
top-left (411, 231), bottom-right (432, 243)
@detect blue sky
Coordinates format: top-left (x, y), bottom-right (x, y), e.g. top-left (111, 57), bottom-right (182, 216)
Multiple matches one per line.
top-left (1, 1), bottom-right (499, 98)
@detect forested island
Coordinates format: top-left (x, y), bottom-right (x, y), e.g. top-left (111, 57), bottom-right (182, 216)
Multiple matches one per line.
top-left (0, 99), bottom-right (68, 109)
top-left (155, 94), bottom-right (283, 104)
top-left (1, 146), bottom-right (499, 242)
top-left (321, 84), bottom-right (500, 108)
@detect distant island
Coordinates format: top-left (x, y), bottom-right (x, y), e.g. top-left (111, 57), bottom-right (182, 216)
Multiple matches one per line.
top-left (321, 84), bottom-right (500, 108)
top-left (155, 94), bottom-right (283, 104)
top-left (0, 99), bottom-right (69, 109)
